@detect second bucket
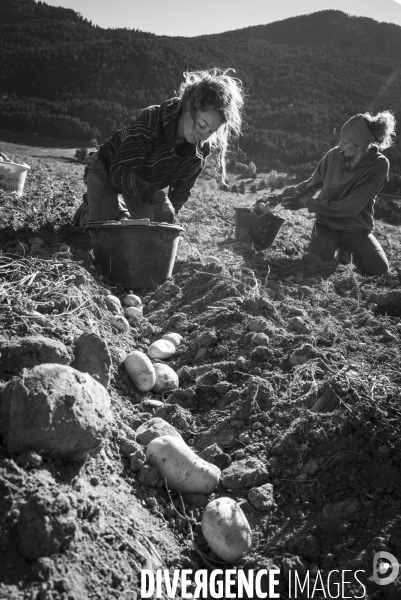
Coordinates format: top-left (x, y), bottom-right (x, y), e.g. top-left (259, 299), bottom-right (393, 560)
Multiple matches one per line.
top-left (235, 207), bottom-right (286, 250)
top-left (87, 221), bottom-right (183, 288)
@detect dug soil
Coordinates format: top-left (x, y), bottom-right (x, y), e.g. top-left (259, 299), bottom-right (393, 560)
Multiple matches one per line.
top-left (0, 153), bottom-right (400, 600)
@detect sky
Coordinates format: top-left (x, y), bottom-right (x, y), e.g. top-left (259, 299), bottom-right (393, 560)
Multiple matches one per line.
top-left (43, 0), bottom-right (401, 36)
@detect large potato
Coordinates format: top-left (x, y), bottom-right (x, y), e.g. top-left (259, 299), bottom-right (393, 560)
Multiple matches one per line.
top-left (146, 435), bottom-right (221, 493)
top-left (124, 351), bottom-right (156, 391)
top-left (202, 497), bottom-right (252, 562)
top-left (126, 306), bottom-right (143, 319)
top-left (153, 363), bottom-right (179, 393)
top-left (105, 295), bottom-right (122, 314)
top-left (121, 294), bottom-right (142, 308)
top-left (110, 315), bottom-right (129, 332)
top-left (148, 339), bottom-right (175, 359)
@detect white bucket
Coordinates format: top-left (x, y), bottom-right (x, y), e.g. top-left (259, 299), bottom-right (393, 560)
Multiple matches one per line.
top-left (0, 161), bottom-right (30, 196)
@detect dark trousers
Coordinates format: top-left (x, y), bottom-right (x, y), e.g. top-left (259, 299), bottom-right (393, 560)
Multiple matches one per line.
top-left (73, 151), bottom-right (154, 226)
top-left (308, 222), bottom-right (389, 276)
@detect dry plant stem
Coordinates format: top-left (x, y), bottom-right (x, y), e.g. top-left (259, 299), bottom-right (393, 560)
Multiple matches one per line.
top-left (181, 232), bottom-right (207, 263)
top-left (110, 525), bottom-right (153, 564)
top-left (54, 299), bottom-right (91, 318)
top-left (163, 480), bottom-right (222, 570)
top-left (347, 255), bottom-right (361, 308)
top-left (177, 494), bottom-right (226, 567)
top-left (250, 384), bottom-right (260, 412)
top-left (113, 525), bottom-right (171, 600)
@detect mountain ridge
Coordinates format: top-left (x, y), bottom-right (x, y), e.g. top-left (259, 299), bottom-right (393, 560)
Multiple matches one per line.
top-left (217, 10), bottom-right (401, 56)
top-left (1, 1), bottom-right (401, 191)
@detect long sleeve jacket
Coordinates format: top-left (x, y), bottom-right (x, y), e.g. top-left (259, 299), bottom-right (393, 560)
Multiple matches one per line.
top-left (285, 146), bottom-right (389, 232)
top-left (98, 98), bottom-right (210, 210)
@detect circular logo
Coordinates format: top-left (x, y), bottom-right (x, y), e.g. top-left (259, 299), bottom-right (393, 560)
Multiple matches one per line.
top-left (373, 551), bottom-right (400, 586)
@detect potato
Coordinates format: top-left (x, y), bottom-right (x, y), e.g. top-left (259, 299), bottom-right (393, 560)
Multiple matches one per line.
top-left (126, 306), bottom-right (143, 319)
top-left (146, 435), bottom-right (221, 493)
top-left (110, 315), bottom-right (129, 332)
top-left (148, 339), bottom-right (175, 360)
top-left (121, 294), bottom-right (142, 308)
top-left (162, 333), bottom-right (183, 348)
top-left (29, 237), bottom-right (45, 247)
top-left (202, 255), bottom-right (222, 266)
top-left (202, 497), bottom-right (252, 562)
top-left (248, 318), bottom-right (268, 333)
top-left (30, 243), bottom-right (43, 252)
top-left (125, 351), bottom-right (156, 391)
top-left (14, 242), bottom-right (29, 255)
top-left (153, 363), bottom-right (179, 393)
top-left (128, 315), bottom-right (143, 327)
top-left (105, 295), bottom-right (122, 314)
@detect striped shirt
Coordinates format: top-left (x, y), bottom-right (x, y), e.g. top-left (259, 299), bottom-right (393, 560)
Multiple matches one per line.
top-left (100, 98), bottom-right (210, 210)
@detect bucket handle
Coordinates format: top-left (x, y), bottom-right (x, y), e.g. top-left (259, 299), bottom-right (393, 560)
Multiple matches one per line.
top-left (121, 219), bottom-right (150, 226)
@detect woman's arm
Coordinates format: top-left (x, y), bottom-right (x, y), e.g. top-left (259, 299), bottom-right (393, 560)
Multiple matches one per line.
top-left (168, 162), bottom-right (205, 211)
top-left (284, 154), bottom-right (327, 198)
top-left (308, 159), bottom-right (389, 218)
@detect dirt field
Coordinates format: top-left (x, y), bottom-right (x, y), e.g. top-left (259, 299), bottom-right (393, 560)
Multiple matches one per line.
top-left (0, 146), bottom-right (400, 600)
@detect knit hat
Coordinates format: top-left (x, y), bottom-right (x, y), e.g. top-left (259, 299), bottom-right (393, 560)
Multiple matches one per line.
top-left (340, 114), bottom-right (376, 146)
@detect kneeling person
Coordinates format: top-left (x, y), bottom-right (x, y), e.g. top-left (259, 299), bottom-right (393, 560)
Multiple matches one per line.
top-left (280, 111), bottom-right (395, 276)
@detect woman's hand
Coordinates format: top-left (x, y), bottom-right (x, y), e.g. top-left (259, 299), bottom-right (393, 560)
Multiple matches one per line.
top-left (151, 190), bottom-right (168, 204)
top-left (151, 191), bottom-right (176, 223)
top-left (281, 196), bottom-right (310, 211)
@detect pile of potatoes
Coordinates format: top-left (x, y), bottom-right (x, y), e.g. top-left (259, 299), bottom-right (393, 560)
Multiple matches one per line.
top-left (3, 236), bottom-right (72, 258)
top-left (107, 292), bottom-right (181, 394)
top-left (124, 342), bottom-right (179, 395)
top-left (107, 293), bottom-right (143, 333)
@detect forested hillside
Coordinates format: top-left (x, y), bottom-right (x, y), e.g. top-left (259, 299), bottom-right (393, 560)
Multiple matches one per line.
top-left (1, 0), bottom-right (401, 191)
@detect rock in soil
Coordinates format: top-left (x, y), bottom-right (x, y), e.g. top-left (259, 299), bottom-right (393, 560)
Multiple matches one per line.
top-left (248, 482), bottom-right (275, 511)
top-left (130, 446), bottom-right (146, 472)
top-left (154, 404), bottom-right (194, 433)
top-left (199, 443), bottom-right (224, 463)
top-left (0, 364), bottom-right (113, 458)
top-left (323, 496), bottom-right (360, 519)
top-left (0, 336), bottom-right (70, 380)
top-left (135, 417), bottom-right (183, 445)
top-left (193, 423), bottom-right (237, 450)
top-left (72, 332), bottom-right (111, 388)
top-left (222, 458), bottom-right (270, 490)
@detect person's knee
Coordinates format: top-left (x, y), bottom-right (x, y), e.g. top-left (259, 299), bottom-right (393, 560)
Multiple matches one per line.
top-left (375, 261), bottom-right (389, 276)
top-left (361, 257), bottom-right (389, 276)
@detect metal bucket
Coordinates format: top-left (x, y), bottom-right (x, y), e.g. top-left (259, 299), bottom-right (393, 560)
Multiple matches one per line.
top-left (235, 207), bottom-right (286, 250)
top-left (87, 220), bottom-right (183, 288)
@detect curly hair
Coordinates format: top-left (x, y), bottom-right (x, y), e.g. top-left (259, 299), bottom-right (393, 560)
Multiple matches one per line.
top-left (177, 68), bottom-right (244, 182)
top-left (363, 111), bottom-right (396, 150)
